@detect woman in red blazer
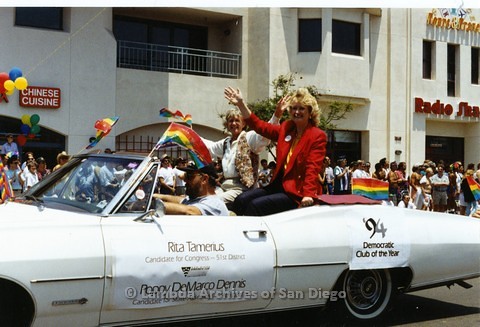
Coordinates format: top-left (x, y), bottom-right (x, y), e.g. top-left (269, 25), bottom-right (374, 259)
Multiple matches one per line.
top-left (225, 87), bottom-right (327, 216)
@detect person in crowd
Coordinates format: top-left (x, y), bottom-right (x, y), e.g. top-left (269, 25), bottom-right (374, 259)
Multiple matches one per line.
top-left (323, 157), bottom-right (334, 195)
top-left (173, 157), bottom-right (187, 196)
top-left (334, 157), bottom-right (349, 195)
top-left (371, 162), bottom-right (384, 180)
top-left (378, 157), bottom-right (389, 181)
top-left (419, 167), bottom-right (434, 211)
top-left (1, 134), bottom-right (19, 156)
top-left (75, 164), bottom-right (98, 203)
top-left (258, 159), bottom-right (271, 188)
top-left (154, 162), bottom-right (228, 216)
top-left (21, 152), bottom-right (35, 171)
top-left (446, 163), bottom-right (460, 214)
top-left (397, 191), bottom-right (416, 209)
top-left (158, 154), bottom-right (176, 195)
top-left (396, 161), bottom-right (409, 200)
top-left (387, 161), bottom-right (399, 205)
top-left (202, 105), bottom-right (282, 210)
top-left (225, 86), bottom-right (326, 216)
top-left (364, 161), bottom-right (372, 177)
top-left (410, 164), bottom-right (423, 210)
top-left (36, 157), bottom-right (51, 181)
top-left (213, 160), bottom-right (225, 190)
top-left (430, 164), bottom-right (449, 213)
top-left (459, 169), bottom-right (478, 216)
top-left (5, 155), bottom-right (23, 196)
top-left (351, 160), bottom-right (369, 179)
top-left (22, 161), bottom-right (39, 192)
top-left (52, 151), bottom-right (70, 172)
top-left (98, 160), bottom-right (120, 200)
top-left (104, 148), bottom-right (113, 154)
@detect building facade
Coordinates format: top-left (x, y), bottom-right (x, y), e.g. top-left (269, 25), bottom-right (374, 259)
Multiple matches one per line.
top-left (0, 7), bottom-right (479, 169)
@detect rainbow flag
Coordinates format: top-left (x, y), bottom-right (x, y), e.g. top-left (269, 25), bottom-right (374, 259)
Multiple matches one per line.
top-left (159, 108), bottom-right (192, 126)
top-left (87, 117), bottom-right (119, 149)
top-left (352, 178), bottom-right (389, 201)
top-left (155, 123), bottom-right (212, 168)
top-left (466, 176), bottom-right (480, 201)
top-left (0, 161), bottom-right (13, 202)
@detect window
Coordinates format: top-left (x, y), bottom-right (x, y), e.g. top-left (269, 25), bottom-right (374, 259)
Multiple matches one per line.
top-left (113, 16), bottom-right (207, 50)
top-left (423, 40), bottom-right (433, 79)
top-left (472, 47), bottom-right (479, 85)
top-left (447, 44), bottom-right (457, 97)
top-left (15, 8), bottom-right (63, 30)
top-left (332, 20), bottom-right (361, 56)
top-left (298, 19), bottom-right (322, 52)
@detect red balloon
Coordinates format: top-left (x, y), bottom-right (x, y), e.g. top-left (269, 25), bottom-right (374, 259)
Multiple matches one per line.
top-left (0, 72), bottom-right (9, 93)
top-left (27, 134), bottom-right (36, 139)
top-left (17, 134), bottom-right (27, 146)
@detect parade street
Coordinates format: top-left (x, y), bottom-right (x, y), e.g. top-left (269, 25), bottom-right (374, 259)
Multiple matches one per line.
top-left (159, 277), bottom-right (480, 327)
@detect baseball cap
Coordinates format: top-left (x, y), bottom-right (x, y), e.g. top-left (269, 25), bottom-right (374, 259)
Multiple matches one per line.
top-left (178, 162), bottom-right (218, 179)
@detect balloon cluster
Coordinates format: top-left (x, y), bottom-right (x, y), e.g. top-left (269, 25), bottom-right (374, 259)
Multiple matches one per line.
top-left (17, 114), bottom-right (41, 146)
top-left (0, 67), bottom-right (28, 95)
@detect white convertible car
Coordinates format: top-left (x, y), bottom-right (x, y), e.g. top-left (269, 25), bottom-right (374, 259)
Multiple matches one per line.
top-left (1, 153), bottom-right (479, 326)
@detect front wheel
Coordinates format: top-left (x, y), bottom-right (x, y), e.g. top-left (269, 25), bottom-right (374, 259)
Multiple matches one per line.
top-left (342, 269), bottom-right (393, 320)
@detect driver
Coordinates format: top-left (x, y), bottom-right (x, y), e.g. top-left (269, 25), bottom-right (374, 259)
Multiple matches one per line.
top-left (153, 163), bottom-right (228, 216)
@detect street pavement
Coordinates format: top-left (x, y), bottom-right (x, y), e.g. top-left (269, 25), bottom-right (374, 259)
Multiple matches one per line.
top-left (155, 277), bottom-right (480, 326)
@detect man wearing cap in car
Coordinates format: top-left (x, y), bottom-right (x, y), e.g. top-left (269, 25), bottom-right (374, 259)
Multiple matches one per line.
top-left (154, 162), bottom-right (228, 216)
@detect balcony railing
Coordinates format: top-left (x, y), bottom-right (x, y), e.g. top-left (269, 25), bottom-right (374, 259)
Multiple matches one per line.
top-left (117, 40), bottom-right (241, 78)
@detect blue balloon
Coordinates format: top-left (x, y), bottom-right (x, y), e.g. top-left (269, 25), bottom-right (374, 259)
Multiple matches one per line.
top-left (20, 124), bottom-right (30, 135)
top-left (9, 67), bottom-right (22, 81)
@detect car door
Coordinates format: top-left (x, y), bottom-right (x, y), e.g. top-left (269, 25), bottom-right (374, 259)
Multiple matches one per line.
top-left (100, 214), bottom-right (275, 324)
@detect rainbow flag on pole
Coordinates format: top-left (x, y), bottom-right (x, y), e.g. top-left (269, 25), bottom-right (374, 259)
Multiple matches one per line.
top-left (86, 116), bottom-right (119, 149)
top-left (466, 176), bottom-right (480, 201)
top-left (0, 161), bottom-right (13, 202)
top-left (155, 123), bottom-right (212, 168)
top-left (352, 178), bottom-right (389, 201)
top-left (159, 108), bottom-right (192, 126)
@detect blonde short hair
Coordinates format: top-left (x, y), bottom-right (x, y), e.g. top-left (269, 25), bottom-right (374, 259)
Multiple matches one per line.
top-left (222, 107), bottom-right (245, 130)
top-left (288, 88), bottom-right (321, 126)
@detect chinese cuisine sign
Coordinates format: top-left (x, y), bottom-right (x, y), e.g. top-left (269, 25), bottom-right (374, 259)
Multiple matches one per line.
top-left (19, 86), bottom-right (61, 109)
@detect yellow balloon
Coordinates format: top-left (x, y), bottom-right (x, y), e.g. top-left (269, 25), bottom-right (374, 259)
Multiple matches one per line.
top-left (5, 88), bottom-right (14, 95)
top-left (4, 80), bottom-right (15, 91)
top-left (15, 77), bottom-right (28, 90)
top-left (21, 114), bottom-right (30, 125)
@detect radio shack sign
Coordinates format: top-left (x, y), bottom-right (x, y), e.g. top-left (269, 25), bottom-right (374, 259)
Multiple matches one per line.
top-left (19, 86), bottom-right (61, 109)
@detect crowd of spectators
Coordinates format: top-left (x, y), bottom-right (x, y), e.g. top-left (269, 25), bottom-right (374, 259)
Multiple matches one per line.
top-left (317, 156), bottom-right (480, 216)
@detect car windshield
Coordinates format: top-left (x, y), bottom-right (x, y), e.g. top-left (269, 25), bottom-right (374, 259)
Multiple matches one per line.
top-left (30, 156), bottom-right (143, 213)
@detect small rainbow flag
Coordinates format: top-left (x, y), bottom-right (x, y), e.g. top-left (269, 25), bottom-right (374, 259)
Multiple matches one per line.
top-left (155, 123), bottom-right (211, 168)
top-left (86, 117), bottom-right (119, 149)
top-left (466, 176), bottom-right (480, 201)
top-left (0, 161), bottom-right (13, 202)
top-left (352, 178), bottom-right (389, 201)
top-left (159, 108), bottom-right (192, 126)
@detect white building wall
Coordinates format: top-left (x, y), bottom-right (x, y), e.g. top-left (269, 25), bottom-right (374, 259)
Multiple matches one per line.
top-left (0, 7), bottom-right (478, 167)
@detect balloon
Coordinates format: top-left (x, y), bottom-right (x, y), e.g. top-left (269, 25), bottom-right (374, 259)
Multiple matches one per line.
top-left (30, 125), bottom-right (40, 134)
top-left (5, 89), bottom-right (14, 96)
top-left (9, 67), bottom-right (22, 81)
top-left (27, 134), bottom-right (35, 139)
top-left (30, 114), bottom-right (40, 125)
top-left (4, 80), bottom-right (15, 91)
top-left (0, 72), bottom-right (8, 93)
top-left (17, 134), bottom-right (27, 147)
top-left (14, 77), bottom-right (28, 90)
top-left (21, 114), bottom-right (31, 125)
top-left (20, 124), bottom-right (31, 135)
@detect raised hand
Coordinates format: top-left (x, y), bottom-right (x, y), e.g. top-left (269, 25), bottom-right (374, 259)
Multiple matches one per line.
top-left (224, 86), bottom-right (243, 106)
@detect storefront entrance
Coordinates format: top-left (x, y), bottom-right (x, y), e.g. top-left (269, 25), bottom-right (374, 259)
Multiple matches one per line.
top-left (425, 135), bottom-right (464, 166)
top-left (0, 115), bottom-right (65, 169)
